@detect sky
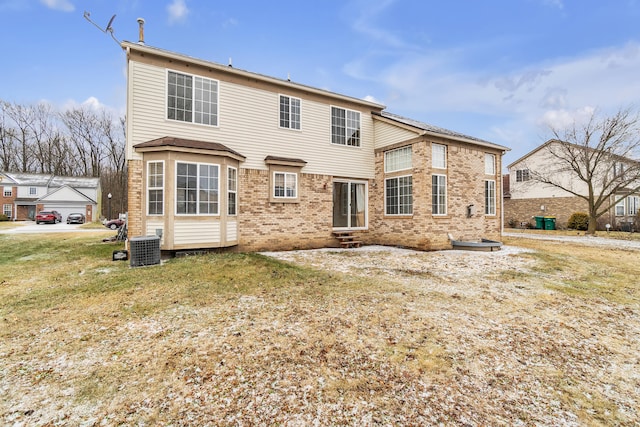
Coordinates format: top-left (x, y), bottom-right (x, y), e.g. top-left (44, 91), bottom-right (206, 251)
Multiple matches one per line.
top-left (1, 0), bottom-right (639, 169)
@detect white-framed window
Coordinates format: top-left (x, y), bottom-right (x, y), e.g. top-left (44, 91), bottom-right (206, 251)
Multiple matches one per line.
top-left (432, 144), bottom-right (446, 169)
top-left (3, 188), bottom-right (11, 197)
top-left (614, 162), bottom-right (625, 178)
top-left (147, 161), bottom-right (164, 215)
top-left (384, 146), bottom-right (412, 173)
top-left (485, 180), bottom-right (496, 215)
top-left (3, 204), bottom-right (11, 218)
top-left (485, 153), bottom-right (496, 175)
top-left (627, 196), bottom-right (639, 216)
top-left (432, 174), bottom-right (447, 215)
top-left (167, 70), bottom-right (218, 126)
top-left (176, 161), bottom-right (219, 215)
top-left (385, 175), bottom-right (413, 215)
top-left (273, 172), bottom-right (297, 199)
top-left (279, 95), bottom-right (301, 130)
top-left (331, 106), bottom-right (360, 147)
top-left (228, 166), bottom-right (237, 215)
top-left (29, 187), bottom-right (37, 195)
top-left (615, 199), bottom-right (625, 216)
top-left (516, 169), bottom-right (530, 182)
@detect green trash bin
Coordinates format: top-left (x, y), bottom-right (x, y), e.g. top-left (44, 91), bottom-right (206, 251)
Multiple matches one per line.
top-left (534, 216), bottom-right (545, 229)
top-left (544, 216), bottom-right (556, 230)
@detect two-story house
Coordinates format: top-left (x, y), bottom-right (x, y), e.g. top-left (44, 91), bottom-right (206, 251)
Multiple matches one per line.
top-left (0, 172), bottom-right (101, 222)
top-left (505, 139), bottom-right (640, 230)
top-left (123, 41), bottom-right (509, 252)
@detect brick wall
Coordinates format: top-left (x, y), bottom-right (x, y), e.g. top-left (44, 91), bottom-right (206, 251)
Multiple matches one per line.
top-left (0, 186), bottom-right (16, 219)
top-left (127, 159), bottom-right (143, 238)
top-left (503, 196), bottom-right (588, 229)
top-left (237, 169), bottom-right (338, 251)
top-left (367, 141), bottom-right (503, 250)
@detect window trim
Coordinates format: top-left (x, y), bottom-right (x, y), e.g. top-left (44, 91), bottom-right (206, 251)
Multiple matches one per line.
top-left (147, 160), bottom-right (164, 216)
top-left (29, 187), bottom-right (37, 196)
top-left (166, 69), bottom-right (219, 127)
top-left (432, 174), bottom-right (447, 216)
top-left (272, 171), bottom-right (298, 199)
top-left (175, 160), bottom-right (220, 216)
top-left (385, 174), bottom-right (413, 216)
top-left (485, 179), bottom-right (496, 216)
top-left (3, 188), bottom-right (11, 197)
top-left (279, 94), bottom-right (301, 130)
top-left (516, 169), bottom-right (530, 182)
top-left (615, 199), bottom-right (625, 216)
top-left (228, 166), bottom-right (237, 216)
top-left (3, 203), bottom-right (11, 218)
top-left (384, 146), bottom-right (412, 173)
top-left (331, 106), bottom-right (361, 147)
top-left (432, 143), bottom-right (447, 169)
top-left (485, 153), bottom-right (496, 175)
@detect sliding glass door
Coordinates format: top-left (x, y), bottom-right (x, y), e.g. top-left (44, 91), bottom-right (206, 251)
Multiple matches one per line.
top-left (332, 181), bottom-right (367, 229)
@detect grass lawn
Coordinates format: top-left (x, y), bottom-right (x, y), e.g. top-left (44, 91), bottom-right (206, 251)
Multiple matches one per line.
top-left (1, 233), bottom-right (638, 425)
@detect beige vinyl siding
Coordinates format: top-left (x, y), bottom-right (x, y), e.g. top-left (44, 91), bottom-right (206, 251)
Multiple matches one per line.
top-left (226, 220), bottom-right (237, 241)
top-left (145, 220), bottom-right (165, 245)
top-left (174, 221), bottom-right (221, 245)
top-left (128, 62), bottom-right (374, 178)
top-left (373, 120), bottom-right (420, 150)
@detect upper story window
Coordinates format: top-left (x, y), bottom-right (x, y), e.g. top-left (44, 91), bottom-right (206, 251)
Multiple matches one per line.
top-left (3, 188), bottom-right (11, 197)
top-left (614, 162), bottom-right (625, 178)
top-left (29, 187), bottom-right (37, 195)
top-left (516, 169), bottom-right (530, 182)
top-left (147, 161), bottom-right (164, 215)
top-left (485, 153), bottom-right (496, 175)
top-left (176, 161), bottom-right (219, 215)
top-left (384, 146), bottom-right (412, 173)
top-left (273, 172), bottom-right (297, 199)
top-left (167, 71), bottom-right (218, 126)
top-left (432, 144), bottom-right (447, 169)
top-left (331, 107), bottom-right (360, 147)
top-left (279, 95), bottom-right (301, 130)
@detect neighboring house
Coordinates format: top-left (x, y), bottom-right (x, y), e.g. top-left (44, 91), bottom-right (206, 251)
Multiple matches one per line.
top-left (0, 172), bottom-right (101, 222)
top-left (505, 140), bottom-right (640, 230)
top-left (123, 41), bottom-right (509, 252)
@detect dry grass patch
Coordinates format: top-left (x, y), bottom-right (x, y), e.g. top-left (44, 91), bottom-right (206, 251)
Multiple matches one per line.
top-left (1, 235), bottom-right (639, 425)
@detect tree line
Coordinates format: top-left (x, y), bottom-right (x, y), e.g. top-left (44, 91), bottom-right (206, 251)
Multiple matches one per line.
top-left (0, 99), bottom-right (127, 218)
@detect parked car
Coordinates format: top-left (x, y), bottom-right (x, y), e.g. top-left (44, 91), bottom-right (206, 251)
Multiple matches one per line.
top-left (36, 210), bottom-right (62, 224)
top-left (105, 218), bottom-right (125, 230)
top-left (66, 213), bottom-right (86, 224)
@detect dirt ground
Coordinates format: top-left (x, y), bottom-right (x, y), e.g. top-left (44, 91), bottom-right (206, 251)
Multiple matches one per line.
top-left (1, 239), bottom-right (639, 426)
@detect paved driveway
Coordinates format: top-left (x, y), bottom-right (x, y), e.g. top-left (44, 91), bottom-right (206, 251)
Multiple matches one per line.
top-left (503, 231), bottom-right (640, 250)
top-left (0, 221), bottom-right (110, 234)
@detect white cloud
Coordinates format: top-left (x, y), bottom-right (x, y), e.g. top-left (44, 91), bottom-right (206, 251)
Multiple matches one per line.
top-left (167, 0), bottom-right (189, 25)
top-left (40, 0), bottom-right (74, 12)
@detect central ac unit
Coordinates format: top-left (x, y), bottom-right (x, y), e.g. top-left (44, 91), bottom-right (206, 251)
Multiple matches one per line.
top-left (129, 235), bottom-right (161, 267)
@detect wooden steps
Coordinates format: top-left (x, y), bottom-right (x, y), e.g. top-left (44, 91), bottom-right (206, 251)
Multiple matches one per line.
top-left (333, 231), bottom-right (362, 248)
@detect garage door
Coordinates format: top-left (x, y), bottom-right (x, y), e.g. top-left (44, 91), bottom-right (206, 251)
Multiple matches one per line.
top-left (44, 205), bottom-right (86, 222)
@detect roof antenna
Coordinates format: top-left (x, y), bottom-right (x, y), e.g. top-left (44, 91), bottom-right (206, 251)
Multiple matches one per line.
top-left (83, 11), bottom-right (121, 45)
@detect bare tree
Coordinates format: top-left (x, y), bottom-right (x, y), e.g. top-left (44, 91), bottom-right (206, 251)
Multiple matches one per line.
top-left (28, 102), bottom-right (73, 175)
top-left (61, 106), bottom-right (105, 177)
top-left (0, 102), bottom-right (19, 171)
top-left (531, 107), bottom-right (640, 234)
top-left (2, 101), bottom-right (36, 172)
